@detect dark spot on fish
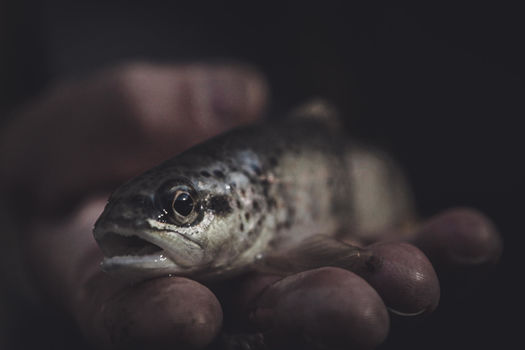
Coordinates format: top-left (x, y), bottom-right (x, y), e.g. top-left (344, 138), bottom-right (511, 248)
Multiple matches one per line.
top-left (230, 166), bottom-right (238, 172)
top-left (275, 222), bottom-right (284, 231)
top-left (250, 164), bottom-right (262, 176)
top-left (268, 238), bottom-right (279, 248)
top-left (248, 227), bottom-right (257, 238)
top-left (213, 170), bottom-right (225, 178)
top-left (256, 216), bottom-right (264, 227)
top-left (240, 188), bottom-right (246, 196)
top-left (241, 169), bottom-right (257, 184)
top-left (236, 199), bottom-right (242, 208)
top-left (208, 195), bottom-right (232, 216)
top-left (239, 223), bottom-right (244, 232)
top-left (247, 217), bottom-right (265, 238)
top-left (244, 212), bottom-right (250, 221)
top-left (201, 171), bottom-right (211, 177)
top-left (267, 197), bottom-right (277, 209)
top-left (252, 201), bottom-right (260, 212)
top-left (261, 179), bottom-right (270, 197)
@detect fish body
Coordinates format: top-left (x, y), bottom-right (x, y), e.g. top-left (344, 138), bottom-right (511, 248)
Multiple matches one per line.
top-left (93, 103), bottom-right (414, 280)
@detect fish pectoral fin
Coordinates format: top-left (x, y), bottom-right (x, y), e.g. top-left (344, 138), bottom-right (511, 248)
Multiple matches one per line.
top-left (288, 99), bottom-right (342, 129)
top-left (255, 235), bottom-right (378, 276)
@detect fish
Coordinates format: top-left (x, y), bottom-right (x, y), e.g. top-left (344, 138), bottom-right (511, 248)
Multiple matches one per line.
top-left (93, 101), bottom-right (415, 281)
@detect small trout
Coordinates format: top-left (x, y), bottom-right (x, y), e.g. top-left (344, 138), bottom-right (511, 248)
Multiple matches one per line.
top-left (93, 102), bottom-right (414, 280)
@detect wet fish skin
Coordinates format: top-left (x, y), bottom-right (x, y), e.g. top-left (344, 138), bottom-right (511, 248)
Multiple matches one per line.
top-left (93, 103), bottom-right (414, 280)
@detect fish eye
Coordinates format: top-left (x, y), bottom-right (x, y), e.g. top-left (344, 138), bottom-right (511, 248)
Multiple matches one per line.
top-left (155, 180), bottom-right (201, 225)
top-left (172, 191), bottom-right (194, 217)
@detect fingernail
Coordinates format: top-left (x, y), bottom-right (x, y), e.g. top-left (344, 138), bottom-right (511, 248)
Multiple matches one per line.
top-left (365, 242), bottom-right (440, 315)
top-left (388, 307), bottom-right (428, 317)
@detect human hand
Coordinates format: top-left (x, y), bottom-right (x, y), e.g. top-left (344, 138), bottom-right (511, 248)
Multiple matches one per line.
top-left (0, 63), bottom-right (502, 349)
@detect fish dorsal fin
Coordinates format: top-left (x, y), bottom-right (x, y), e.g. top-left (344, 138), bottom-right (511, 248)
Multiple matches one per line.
top-left (254, 235), bottom-right (379, 276)
top-left (288, 99), bottom-right (341, 128)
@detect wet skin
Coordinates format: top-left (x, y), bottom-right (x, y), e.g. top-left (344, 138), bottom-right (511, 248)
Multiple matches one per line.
top-left (0, 63), bottom-right (502, 349)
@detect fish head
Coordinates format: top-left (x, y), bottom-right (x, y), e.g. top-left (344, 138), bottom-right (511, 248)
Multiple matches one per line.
top-left (93, 162), bottom-right (259, 279)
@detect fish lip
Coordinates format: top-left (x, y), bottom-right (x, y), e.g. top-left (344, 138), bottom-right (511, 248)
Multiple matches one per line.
top-left (94, 223), bottom-right (203, 250)
top-left (101, 251), bottom-right (178, 273)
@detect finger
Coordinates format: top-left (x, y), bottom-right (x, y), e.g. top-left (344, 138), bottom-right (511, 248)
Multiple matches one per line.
top-left (26, 196), bottom-right (223, 350)
top-left (81, 277), bottom-right (223, 350)
top-left (362, 242), bottom-right (440, 316)
top-left (224, 267), bottom-right (389, 350)
top-left (0, 63), bottom-right (268, 218)
top-left (221, 242), bottom-right (439, 324)
top-left (411, 208), bottom-right (503, 298)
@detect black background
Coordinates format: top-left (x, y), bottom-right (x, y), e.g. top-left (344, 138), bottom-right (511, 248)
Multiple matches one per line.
top-left (1, 1), bottom-right (522, 349)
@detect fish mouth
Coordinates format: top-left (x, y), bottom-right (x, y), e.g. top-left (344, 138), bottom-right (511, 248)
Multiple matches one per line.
top-left (99, 233), bottom-right (165, 258)
top-left (96, 231), bottom-right (179, 273)
top-left (94, 223), bottom-right (206, 276)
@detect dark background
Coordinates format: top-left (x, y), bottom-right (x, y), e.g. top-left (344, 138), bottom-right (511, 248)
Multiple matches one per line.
top-left (1, 1), bottom-right (522, 349)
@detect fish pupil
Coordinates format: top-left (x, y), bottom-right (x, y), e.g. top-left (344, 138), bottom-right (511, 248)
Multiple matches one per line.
top-left (173, 193), bottom-right (194, 216)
